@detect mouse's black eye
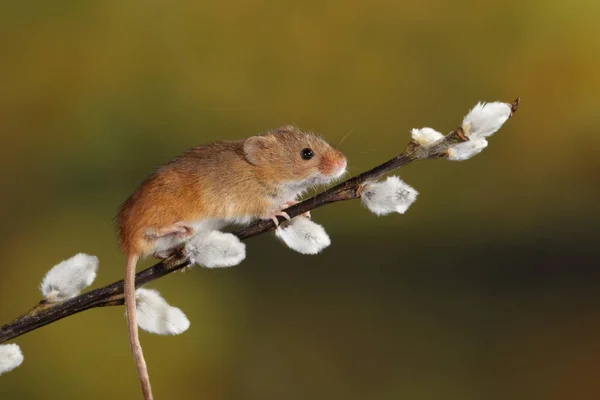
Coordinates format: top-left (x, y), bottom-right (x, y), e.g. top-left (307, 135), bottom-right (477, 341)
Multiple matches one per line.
top-left (301, 148), bottom-right (314, 160)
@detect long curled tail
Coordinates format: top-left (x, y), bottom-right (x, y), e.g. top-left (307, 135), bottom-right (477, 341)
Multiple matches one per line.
top-left (125, 253), bottom-right (154, 400)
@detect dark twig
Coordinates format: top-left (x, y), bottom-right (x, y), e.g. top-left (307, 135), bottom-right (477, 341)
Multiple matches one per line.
top-left (0, 98), bottom-right (519, 344)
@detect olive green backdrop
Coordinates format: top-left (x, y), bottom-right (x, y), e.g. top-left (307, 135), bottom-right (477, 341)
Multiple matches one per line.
top-left (1, 1), bottom-right (599, 399)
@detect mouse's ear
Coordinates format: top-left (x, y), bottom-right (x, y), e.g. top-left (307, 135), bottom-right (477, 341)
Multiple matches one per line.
top-left (244, 135), bottom-right (273, 165)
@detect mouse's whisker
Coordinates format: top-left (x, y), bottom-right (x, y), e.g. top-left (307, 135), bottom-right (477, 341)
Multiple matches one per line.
top-left (337, 130), bottom-right (354, 148)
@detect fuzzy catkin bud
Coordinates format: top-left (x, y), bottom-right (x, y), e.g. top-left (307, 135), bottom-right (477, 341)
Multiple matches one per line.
top-left (411, 127), bottom-right (445, 147)
top-left (275, 217), bottom-right (331, 255)
top-left (40, 253), bottom-right (99, 301)
top-left (0, 344), bottom-right (24, 376)
top-left (462, 102), bottom-right (512, 139)
top-left (185, 230), bottom-right (246, 268)
top-left (447, 138), bottom-right (489, 161)
top-left (134, 288), bottom-right (190, 335)
top-left (361, 176), bottom-right (418, 216)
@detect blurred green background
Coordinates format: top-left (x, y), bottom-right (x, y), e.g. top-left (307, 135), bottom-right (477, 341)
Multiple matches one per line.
top-left (1, 1), bottom-right (599, 399)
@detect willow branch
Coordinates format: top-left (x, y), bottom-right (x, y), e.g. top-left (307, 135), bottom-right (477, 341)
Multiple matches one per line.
top-left (0, 98), bottom-right (519, 344)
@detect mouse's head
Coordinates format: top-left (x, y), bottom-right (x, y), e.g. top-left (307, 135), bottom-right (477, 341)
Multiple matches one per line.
top-left (244, 126), bottom-right (347, 189)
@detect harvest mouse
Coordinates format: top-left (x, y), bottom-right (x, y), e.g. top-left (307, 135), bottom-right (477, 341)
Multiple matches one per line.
top-left (117, 125), bottom-right (347, 399)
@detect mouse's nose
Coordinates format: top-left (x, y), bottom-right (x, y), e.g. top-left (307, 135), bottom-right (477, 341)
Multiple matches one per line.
top-left (333, 156), bottom-right (347, 176)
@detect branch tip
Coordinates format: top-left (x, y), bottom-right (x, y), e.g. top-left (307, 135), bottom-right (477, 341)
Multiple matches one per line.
top-left (510, 97), bottom-right (521, 114)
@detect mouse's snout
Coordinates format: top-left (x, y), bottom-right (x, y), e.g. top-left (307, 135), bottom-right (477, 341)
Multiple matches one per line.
top-left (319, 149), bottom-right (347, 179)
top-left (334, 155), bottom-right (347, 176)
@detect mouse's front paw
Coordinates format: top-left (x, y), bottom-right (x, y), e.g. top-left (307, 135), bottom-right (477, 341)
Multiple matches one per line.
top-left (262, 210), bottom-right (291, 226)
top-left (185, 231), bottom-right (246, 268)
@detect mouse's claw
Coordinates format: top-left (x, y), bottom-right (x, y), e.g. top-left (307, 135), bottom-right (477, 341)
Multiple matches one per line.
top-left (264, 210), bottom-right (291, 226)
